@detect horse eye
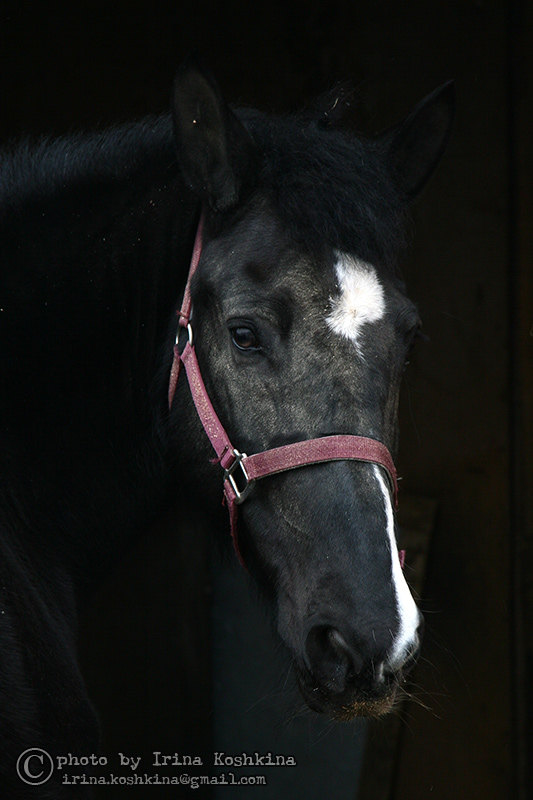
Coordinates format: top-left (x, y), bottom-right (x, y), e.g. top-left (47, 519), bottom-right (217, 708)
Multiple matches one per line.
top-left (230, 326), bottom-right (260, 352)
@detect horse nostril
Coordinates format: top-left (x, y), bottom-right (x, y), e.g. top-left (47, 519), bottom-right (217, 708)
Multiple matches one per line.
top-left (304, 625), bottom-right (362, 694)
top-left (328, 628), bottom-right (351, 658)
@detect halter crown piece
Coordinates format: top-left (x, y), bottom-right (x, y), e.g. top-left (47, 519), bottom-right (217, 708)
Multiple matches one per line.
top-left (168, 213), bottom-right (404, 569)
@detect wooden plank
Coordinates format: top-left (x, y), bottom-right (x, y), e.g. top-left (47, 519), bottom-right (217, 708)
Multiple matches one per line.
top-left (508, 1), bottom-right (533, 796)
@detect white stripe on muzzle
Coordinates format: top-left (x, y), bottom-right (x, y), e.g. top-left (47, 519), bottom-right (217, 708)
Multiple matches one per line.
top-left (373, 465), bottom-right (420, 668)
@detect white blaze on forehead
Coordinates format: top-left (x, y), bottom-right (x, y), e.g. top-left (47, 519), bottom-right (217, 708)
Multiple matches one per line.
top-left (326, 252), bottom-right (386, 349)
top-left (373, 466), bottom-right (421, 668)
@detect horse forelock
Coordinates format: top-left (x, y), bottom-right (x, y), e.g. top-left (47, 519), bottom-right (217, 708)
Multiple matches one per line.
top-left (238, 109), bottom-right (407, 270)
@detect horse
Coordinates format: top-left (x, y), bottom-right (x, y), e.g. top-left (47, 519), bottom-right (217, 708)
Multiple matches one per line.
top-left (0, 58), bottom-right (453, 796)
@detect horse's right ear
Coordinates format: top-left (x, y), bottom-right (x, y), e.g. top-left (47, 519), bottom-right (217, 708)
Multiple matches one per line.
top-left (172, 58), bottom-right (258, 212)
top-left (383, 81), bottom-right (455, 202)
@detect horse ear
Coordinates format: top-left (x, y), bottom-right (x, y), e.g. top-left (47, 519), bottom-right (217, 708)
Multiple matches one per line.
top-left (172, 57), bottom-right (258, 212)
top-left (384, 81), bottom-right (455, 202)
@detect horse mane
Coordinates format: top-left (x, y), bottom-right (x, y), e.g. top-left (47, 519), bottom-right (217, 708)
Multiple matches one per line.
top-left (0, 105), bottom-right (406, 270)
top-left (0, 115), bottom-right (175, 213)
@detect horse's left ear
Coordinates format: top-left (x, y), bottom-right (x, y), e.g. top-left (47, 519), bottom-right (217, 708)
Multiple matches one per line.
top-left (172, 57), bottom-right (259, 212)
top-left (384, 81), bottom-right (455, 201)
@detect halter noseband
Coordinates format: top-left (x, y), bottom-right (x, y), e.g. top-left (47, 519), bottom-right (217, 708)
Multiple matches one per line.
top-left (168, 214), bottom-right (402, 568)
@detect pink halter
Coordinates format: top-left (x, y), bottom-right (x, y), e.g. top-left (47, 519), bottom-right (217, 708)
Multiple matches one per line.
top-left (168, 213), bottom-right (403, 568)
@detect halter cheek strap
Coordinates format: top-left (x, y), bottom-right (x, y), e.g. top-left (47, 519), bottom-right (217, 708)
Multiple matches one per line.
top-left (168, 213), bottom-right (404, 569)
top-left (167, 213), bottom-right (205, 409)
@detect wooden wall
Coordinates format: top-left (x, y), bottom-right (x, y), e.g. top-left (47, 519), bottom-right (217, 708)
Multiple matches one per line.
top-left (509, 1), bottom-right (532, 796)
top-left (2, 2), bottom-right (530, 798)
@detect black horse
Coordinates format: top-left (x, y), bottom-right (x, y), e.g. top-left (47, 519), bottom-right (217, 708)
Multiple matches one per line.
top-left (0, 60), bottom-right (453, 796)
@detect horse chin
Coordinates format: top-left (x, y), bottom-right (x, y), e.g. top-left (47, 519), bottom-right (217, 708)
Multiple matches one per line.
top-left (296, 673), bottom-right (398, 720)
top-left (330, 693), bottom-right (397, 721)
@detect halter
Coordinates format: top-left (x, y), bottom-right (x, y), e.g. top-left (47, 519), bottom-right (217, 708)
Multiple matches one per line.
top-left (168, 213), bottom-right (403, 569)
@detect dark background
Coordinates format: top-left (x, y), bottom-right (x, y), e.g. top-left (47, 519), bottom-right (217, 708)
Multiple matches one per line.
top-left (1, 2), bottom-right (531, 798)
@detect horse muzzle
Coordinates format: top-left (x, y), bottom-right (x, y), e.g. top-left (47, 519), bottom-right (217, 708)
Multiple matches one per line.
top-left (294, 619), bottom-right (423, 720)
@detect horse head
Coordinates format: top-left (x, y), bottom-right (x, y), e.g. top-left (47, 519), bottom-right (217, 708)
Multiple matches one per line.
top-left (170, 60), bottom-right (453, 719)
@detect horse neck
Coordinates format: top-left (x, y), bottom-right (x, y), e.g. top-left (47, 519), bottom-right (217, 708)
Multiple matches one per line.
top-left (1, 131), bottom-right (199, 582)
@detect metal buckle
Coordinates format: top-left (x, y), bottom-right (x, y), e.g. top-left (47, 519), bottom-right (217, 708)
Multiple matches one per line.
top-left (224, 449), bottom-right (254, 504)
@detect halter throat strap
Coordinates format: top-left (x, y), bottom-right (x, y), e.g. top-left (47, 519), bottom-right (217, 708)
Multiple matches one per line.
top-left (168, 214), bottom-right (401, 568)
